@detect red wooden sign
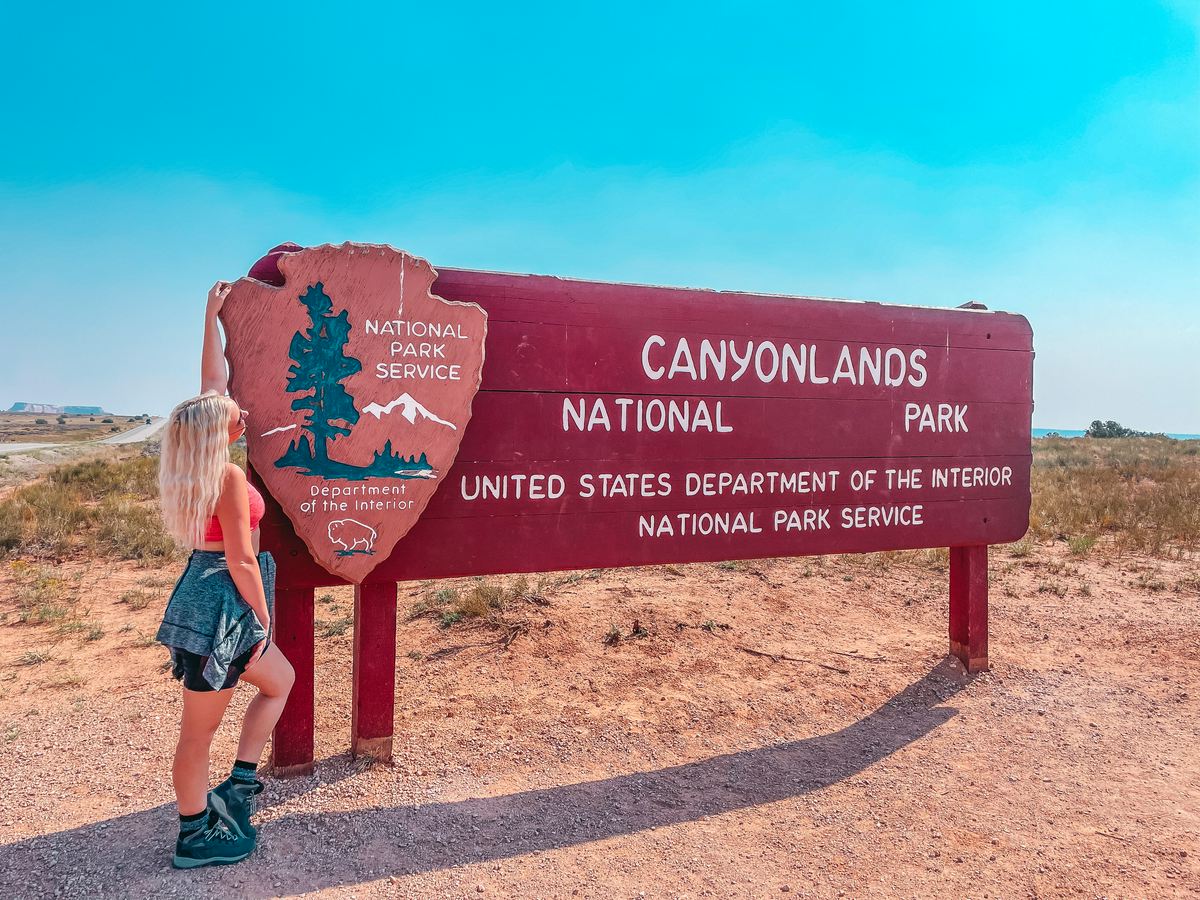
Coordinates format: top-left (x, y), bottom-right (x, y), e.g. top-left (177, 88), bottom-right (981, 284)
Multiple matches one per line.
top-left (223, 243), bottom-right (1033, 772)
top-left (244, 261), bottom-right (1032, 587)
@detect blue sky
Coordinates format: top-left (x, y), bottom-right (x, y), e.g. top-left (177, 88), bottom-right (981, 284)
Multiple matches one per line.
top-left (2, 1), bottom-right (1197, 431)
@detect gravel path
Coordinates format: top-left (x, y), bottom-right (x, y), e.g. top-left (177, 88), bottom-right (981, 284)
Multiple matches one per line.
top-left (0, 418), bottom-right (165, 456)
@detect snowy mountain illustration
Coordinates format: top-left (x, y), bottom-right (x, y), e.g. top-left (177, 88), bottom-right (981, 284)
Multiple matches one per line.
top-left (362, 393), bottom-right (457, 430)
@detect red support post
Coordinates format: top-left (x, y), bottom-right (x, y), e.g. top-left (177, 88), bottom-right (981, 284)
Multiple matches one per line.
top-left (949, 545), bottom-right (989, 673)
top-left (351, 581), bottom-right (398, 761)
top-left (269, 586), bottom-right (315, 776)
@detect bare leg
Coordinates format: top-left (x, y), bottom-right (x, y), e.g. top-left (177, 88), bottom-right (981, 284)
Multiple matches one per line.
top-left (174, 686), bottom-right (236, 815)
top-left (234, 643), bottom-right (295, 765)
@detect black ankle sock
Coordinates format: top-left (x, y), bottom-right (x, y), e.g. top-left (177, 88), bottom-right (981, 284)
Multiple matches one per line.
top-left (232, 759), bottom-right (258, 784)
top-left (179, 810), bottom-right (207, 833)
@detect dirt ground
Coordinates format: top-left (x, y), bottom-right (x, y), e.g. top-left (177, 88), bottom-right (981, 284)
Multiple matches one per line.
top-left (0, 541), bottom-right (1197, 899)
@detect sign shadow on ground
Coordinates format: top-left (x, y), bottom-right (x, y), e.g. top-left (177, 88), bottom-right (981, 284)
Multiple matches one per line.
top-left (0, 662), bottom-right (965, 895)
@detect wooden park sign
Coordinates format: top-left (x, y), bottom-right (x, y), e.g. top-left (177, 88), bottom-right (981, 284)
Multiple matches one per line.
top-left (222, 245), bottom-right (487, 583)
top-left (221, 242), bottom-right (1033, 774)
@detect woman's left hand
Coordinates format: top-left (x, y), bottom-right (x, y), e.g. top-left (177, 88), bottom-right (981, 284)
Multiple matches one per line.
top-left (207, 280), bottom-right (233, 316)
top-left (247, 639), bottom-right (268, 669)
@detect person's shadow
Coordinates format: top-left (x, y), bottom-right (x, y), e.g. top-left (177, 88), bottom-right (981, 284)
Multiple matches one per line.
top-left (0, 660), bottom-right (968, 896)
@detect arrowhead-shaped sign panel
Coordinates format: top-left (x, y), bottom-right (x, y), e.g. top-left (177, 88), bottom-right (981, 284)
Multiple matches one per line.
top-left (221, 243), bottom-right (487, 582)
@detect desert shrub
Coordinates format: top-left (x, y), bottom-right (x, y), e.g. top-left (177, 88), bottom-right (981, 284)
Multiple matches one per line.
top-left (321, 616), bottom-right (353, 637)
top-left (90, 498), bottom-right (178, 560)
top-left (49, 456), bottom-right (160, 498)
top-left (4, 481), bottom-right (92, 556)
top-left (1008, 537), bottom-right (1034, 558)
top-left (7, 562), bottom-right (79, 625)
top-left (0, 453), bottom-right (180, 562)
top-left (456, 575), bottom-right (530, 618)
top-left (120, 589), bottom-right (154, 610)
top-left (1085, 419), bottom-right (1159, 439)
top-left (457, 581), bottom-right (505, 618)
top-left (0, 501), bottom-right (22, 552)
top-left (412, 577), bottom-right (532, 621)
top-left (1068, 534), bottom-right (1097, 556)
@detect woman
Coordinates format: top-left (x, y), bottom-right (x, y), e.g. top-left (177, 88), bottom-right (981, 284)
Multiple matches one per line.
top-left (155, 281), bottom-right (296, 869)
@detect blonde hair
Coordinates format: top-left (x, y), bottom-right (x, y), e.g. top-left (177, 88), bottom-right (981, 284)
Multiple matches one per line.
top-left (159, 391), bottom-right (238, 547)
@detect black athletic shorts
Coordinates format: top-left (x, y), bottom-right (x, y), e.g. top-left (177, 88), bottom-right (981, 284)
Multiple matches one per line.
top-left (168, 638), bottom-right (270, 692)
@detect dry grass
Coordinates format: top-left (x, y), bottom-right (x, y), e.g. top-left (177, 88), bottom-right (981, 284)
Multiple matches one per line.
top-left (320, 616), bottom-right (354, 638)
top-left (410, 576), bottom-right (542, 621)
top-left (5, 561), bottom-right (78, 625)
top-left (407, 574), bottom-right (550, 647)
top-left (3, 561), bottom-right (107, 648)
top-left (1029, 436), bottom-right (1200, 553)
top-left (119, 590), bottom-right (154, 611)
top-left (0, 452), bottom-right (179, 562)
top-left (47, 456), bottom-right (159, 496)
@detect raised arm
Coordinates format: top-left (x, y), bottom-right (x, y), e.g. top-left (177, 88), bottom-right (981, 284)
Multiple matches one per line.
top-left (201, 281), bottom-right (233, 395)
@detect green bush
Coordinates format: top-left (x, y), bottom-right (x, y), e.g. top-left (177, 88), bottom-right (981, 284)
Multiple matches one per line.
top-left (1085, 419), bottom-right (1161, 439)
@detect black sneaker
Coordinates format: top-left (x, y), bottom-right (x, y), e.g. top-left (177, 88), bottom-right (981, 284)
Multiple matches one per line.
top-left (172, 814), bottom-right (255, 869)
top-left (208, 776), bottom-right (265, 839)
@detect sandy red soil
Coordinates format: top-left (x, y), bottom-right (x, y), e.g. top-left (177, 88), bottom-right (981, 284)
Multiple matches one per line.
top-left (0, 543), bottom-right (1197, 898)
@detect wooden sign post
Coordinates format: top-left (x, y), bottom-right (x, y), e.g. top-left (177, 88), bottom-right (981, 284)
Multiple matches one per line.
top-left (222, 243), bottom-right (1032, 775)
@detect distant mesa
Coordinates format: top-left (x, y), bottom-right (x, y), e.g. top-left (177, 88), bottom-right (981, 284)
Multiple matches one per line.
top-left (8, 402), bottom-right (108, 415)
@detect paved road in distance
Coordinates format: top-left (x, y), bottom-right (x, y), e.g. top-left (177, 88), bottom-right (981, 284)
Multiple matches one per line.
top-left (0, 418), bottom-right (167, 456)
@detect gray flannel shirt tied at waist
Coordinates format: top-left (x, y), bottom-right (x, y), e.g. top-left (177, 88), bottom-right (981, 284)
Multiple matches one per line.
top-left (155, 550), bottom-right (276, 691)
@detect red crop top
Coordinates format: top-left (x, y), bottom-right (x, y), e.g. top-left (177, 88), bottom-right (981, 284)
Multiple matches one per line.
top-left (202, 481), bottom-right (266, 542)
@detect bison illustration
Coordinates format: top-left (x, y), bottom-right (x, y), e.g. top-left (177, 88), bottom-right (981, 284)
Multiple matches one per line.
top-left (328, 518), bottom-right (377, 556)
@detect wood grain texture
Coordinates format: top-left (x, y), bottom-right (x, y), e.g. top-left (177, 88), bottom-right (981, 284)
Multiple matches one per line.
top-left (222, 244), bottom-right (487, 583)
top-left (261, 495), bottom-right (1027, 588)
top-left (351, 581), bottom-right (397, 761)
top-left (230, 253), bottom-right (1032, 591)
top-left (267, 585), bottom-right (314, 775)
top-left (432, 268), bottom-right (1033, 352)
top-left (950, 545), bottom-right (989, 672)
top-left (239, 255), bottom-right (1031, 769)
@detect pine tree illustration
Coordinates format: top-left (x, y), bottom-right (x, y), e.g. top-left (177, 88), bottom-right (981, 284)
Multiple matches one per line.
top-left (282, 283), bottom-right (362, 466)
